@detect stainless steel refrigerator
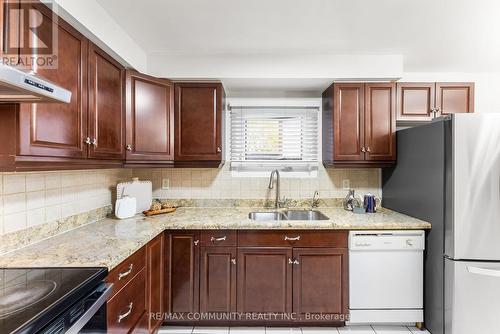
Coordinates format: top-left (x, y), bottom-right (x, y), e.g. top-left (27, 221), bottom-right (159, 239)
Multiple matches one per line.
top-left (382, 113), bottom-right (500, 334)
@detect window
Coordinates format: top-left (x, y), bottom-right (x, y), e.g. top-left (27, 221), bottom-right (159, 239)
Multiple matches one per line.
top-left (230, 106), bottom-right (319, 176)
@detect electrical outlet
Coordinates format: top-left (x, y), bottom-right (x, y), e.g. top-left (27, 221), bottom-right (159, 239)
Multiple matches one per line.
top-left (162, 178), bottom-right (170, 190)
top-left (342, 179), bottom-right (350, 190)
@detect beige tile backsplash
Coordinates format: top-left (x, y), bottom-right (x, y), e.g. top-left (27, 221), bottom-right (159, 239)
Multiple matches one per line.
top-left (132, 165), bottom-right (381, 202)
top-left (0, 169), bottom-right (132, 236)
top-left (0, 166), bottom-right (380, 237)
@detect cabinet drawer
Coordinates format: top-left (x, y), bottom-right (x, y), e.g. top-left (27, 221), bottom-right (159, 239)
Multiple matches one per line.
top-left (107, 269), bottom-right (146, 333)
top-left (107, 246), bottom-right (146, 297)
top-left (201, 230), bottom-right (237, 246)
top-left (238, 230), bottom-right (348, 248)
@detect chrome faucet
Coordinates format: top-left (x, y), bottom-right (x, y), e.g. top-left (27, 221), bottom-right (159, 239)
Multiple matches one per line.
top-left (310, 190), bottom-right (320, 210)
top-left (268, 169), bottom-right (285, 209)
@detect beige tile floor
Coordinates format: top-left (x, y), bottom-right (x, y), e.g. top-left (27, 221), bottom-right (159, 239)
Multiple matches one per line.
top-left (158, 325), bottom-right (430, 334)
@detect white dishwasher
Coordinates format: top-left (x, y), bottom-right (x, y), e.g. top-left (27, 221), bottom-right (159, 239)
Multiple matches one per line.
top-left (349, 230), bottom-right (425, 324)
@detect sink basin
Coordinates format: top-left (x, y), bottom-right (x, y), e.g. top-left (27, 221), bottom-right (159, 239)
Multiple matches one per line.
top-left (284, 210), bottom-right (329, 221)
top-left (248, 212), bottom-right (287, 221)
top-left (248, 210), bottom-right (329, 221)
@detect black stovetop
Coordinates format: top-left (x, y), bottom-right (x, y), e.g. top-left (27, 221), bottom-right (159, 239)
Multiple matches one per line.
top-left (0, 267), bottom-right (107, 334)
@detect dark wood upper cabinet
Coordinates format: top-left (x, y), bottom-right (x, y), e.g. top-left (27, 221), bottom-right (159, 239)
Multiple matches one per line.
top-left (200, 246), bottom-right (237, 314)
top-left (0, 0), bottom-right (20, 63)
top-left (323, 83), bottom-right (396, 167)
top-left (435, 82), bottom-right (474, 116)
top-left (364, 83), bottom-right (396, 161)
top-left (18, 2), bottom-right (88, 159)
top-left (165, 232), bottom-right (200, 315)
top-left (125, 71), bottom-right (174, 164)
top-left (397, 82), bottom-right (474, 122)
top-left (333, 83), bottom-right (365, 161)
top-left (87, 43), bottom-right (125, 160)
top-left (396, 82), bottom-right (435, 121)
top-left (147, 233), bottom-right (165, 333)
top-left (174, 82), bottom-right (225, 165)
top-left (292, 248), bottom-right (348, 319)
top-left (237, 247), bottom-right (292, 314)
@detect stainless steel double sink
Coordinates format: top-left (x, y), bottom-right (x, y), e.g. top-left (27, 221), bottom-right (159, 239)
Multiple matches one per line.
top-left (248, 210), bottom-right (329, 221)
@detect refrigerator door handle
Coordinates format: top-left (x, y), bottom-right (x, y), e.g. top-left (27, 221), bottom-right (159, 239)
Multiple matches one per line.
top-left (467, 266), bottom-right (500, 278)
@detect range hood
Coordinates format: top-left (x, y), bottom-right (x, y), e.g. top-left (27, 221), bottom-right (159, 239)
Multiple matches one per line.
top-left (0, 62), bottom-right (71, 103)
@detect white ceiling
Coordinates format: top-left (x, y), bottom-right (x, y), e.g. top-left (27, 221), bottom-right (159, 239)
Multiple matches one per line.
top-left (95, 0), bottom-right (500, 94)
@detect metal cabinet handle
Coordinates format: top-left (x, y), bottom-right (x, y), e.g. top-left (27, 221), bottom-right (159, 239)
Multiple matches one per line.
top-left (361, 147), bottom-right (366, 152)
top-left (194, 240), bottom-right (200, 246)
top-left (468, 266), bottom-right (500, 278)
top-left (366, 147), bottom-right (371, 153)
top-left (231, 259), bottom-right (236, 265)
top-left (118, 264), bottom-right (133, 280)
top-left (288, 258), bottom-right (294, 265)
top-left (211, 236), bottom-right (227, 242)
top-left (126, 144), bottom-right (132, 151)
top-left (84, 137), bottom-right (91, 145)
top-left (117, 302), bottom-right (133, 323)
top-left (92, 138), bottom-right (97, 147)
top-left (293, 259), bottom-right (300, 265)
top-left (217, 147), bottom-right (222, 153)
top-left (284, 236), bottom-right (301, 241)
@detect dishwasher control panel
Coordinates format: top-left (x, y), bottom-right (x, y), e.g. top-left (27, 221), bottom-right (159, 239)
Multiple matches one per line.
top-left (349, 230), bottom-right (425, 251)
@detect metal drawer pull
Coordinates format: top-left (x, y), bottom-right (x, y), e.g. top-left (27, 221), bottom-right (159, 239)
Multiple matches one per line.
top-left (211, 236), bottom-right (227, 242)
top-left (117, 302), bottom-right (133, 323)
top-left (284, 236), bottom-right (301, 241)
top-left (118, 264), bottom-right (133, 280)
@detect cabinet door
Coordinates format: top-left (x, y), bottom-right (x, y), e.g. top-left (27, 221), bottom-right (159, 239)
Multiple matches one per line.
top-left (1, 0), bottom-right (20, 63)
top-left (174, 83), bottom-right (223, 161)
top-left (200, 247), bottom-right (236, 314)
top-left (18, 3), bottom-right (88, 158)
top-left (333, 83), bottom-right (365, 161)
top-left (237, 247), bottom-right (292, 314)
top-left (436, 82), bottom-right (474, 116)
top-left (293, 248), bottom-right (348, 320)
top-left (364, 83), bottom-right (396, 161)
top-left (165, 232), bottom-right (200, 315)
top-left (125, 71), bottom-right (174, 161)
top-left (87, 43), bottom-right (125, 160)
top-left (147, 233), bottom-right (164, 332)
top-left (396, 83), bottom-right (435, 121)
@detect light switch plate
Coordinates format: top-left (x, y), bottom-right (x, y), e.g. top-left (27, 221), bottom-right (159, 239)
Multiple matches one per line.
top-left (162, 178), bottom-right (170, 190)
top-left (342, 179), bottom-right (350, 190)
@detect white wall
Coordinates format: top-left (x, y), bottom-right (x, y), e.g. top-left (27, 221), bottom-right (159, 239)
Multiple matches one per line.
top-left (47, 0), bottom-right (147, 72)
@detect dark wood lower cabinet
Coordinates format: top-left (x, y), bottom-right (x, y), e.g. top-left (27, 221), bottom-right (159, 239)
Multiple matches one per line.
top-left (293, 248), bottom-right (348, 321)
top-left (200, 247), bottom-right (237, 314)
top-left (165, 232), bottom-right (200, 315)
top-left (147, 234), bottom-right (165, 332)
top-left (237, 247), bottom-right (293, 315)
top-left (107, 269), bottom-right (147, 333)
top-left (132, 230), bottom-right (348, 328)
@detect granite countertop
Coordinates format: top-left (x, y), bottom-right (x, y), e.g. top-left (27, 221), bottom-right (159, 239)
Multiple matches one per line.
top-left (0, 206), bottom-right (430, 270)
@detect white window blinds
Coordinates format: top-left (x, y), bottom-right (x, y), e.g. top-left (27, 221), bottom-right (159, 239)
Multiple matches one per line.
top-left (230, 106), bottom-right (319, 172)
